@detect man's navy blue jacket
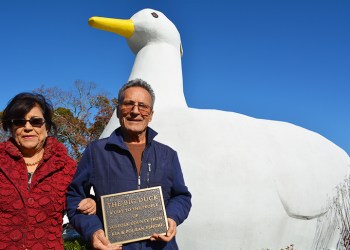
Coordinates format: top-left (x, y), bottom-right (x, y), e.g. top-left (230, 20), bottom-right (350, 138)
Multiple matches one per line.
top-left (66, 127), bottom-right (192, 249)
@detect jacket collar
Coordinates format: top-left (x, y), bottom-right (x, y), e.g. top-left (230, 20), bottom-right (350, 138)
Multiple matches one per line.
top-left (34, 137), bottom-right (72, 180)
top-left (106, 127), bottom-right (158, 149)
top-left (0, 137), bottom-right (71, 195)
top-left (0, 137), bottom-right (70, 177)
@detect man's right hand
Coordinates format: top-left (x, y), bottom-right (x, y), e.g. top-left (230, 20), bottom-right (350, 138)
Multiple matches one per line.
top-left (92, 229), bottom-right (122, 250)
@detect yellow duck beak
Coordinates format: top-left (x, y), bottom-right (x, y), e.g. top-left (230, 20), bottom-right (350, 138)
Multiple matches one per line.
top-left (88, 16), bottom-right (135, 38)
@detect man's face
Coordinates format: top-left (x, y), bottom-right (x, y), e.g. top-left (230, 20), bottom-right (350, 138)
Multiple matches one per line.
top-left (117, 87), bottom-right (153, 138)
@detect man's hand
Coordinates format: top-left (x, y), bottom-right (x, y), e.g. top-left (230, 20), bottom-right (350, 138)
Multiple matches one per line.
top-left (150, 218), bottom-right (177, 242)
top-left (92, 229), bottom-right (122, 250)
top-left (77, 198), bottom-right (96, 215)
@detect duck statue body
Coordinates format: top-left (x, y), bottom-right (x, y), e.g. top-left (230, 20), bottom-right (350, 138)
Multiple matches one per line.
top-left (88, 9), bottom-right (350, 249)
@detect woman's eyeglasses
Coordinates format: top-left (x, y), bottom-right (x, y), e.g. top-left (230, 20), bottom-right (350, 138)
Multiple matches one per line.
top-left (11, 117), bottom-right (46, 127)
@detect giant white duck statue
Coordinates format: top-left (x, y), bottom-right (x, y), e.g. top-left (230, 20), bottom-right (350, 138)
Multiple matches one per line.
top-left (87, 9), bottom-right (350, 249)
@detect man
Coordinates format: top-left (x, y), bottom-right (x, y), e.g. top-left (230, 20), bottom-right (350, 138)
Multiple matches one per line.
top-left (67, 79), bottom-right (192, 250)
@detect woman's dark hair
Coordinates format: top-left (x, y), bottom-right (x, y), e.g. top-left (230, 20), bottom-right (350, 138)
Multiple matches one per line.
top-left (2, 92), bottom-right (57, 135)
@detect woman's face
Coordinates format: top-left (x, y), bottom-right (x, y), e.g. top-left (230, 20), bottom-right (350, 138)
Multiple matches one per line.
top-left (11, 105), bottom-right (48, 156)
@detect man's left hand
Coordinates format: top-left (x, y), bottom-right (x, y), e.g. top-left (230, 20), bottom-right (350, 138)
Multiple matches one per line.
top-left (150, 218), bottom-right (177, 242)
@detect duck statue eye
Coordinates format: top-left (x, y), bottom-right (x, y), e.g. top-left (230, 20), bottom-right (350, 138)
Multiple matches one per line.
top-left (151, 12), bottom-right (158, 18)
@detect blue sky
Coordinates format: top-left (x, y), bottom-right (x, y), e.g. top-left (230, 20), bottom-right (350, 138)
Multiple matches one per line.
top-left (1, 1), bottom-right (349, 155)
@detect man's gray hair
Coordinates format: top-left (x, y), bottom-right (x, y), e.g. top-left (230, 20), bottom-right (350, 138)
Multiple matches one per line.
top-left (118, 79), bottom-right (155, 107)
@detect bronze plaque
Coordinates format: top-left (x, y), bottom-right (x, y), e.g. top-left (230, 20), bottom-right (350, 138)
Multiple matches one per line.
top-left (101, 186), bottom-right (168, 245)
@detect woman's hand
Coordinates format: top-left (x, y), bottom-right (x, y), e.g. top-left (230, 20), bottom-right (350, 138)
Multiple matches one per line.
top-left (77, 198), bottom-right (96, 215)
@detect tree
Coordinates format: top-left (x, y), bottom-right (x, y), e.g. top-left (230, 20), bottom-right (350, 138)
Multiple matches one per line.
top-left (0, 111), bottom-right (8, 142)
top-left (0, 80), bottom-right (117, 162)
top-left (36, 80), bottom-right (117, 161)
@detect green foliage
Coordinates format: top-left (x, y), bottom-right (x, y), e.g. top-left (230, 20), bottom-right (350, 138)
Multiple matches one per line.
top-left (56, 107), bottom-right (74, 117)
top-left (64, 238), bottom-right (90, 250)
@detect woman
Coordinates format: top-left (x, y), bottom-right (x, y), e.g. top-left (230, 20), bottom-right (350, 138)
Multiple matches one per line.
top-left (0, 92), bottom-right (95, 250)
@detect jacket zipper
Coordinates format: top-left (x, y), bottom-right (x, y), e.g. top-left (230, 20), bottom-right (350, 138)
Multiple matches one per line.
top-left (139, 162), bottom-right (151, 189)
top-left (137, 143), bottom-right (152, 187)
top-left (146, 162), bottom-right (151, 188)
top-left (137, 148), bottom-right (144, 190)
top-left (138, 175), bottom-right (141, 190)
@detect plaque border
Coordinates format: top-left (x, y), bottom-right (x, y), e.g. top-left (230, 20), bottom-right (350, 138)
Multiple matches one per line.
top-left (101, 186), bottom-right (168, 245)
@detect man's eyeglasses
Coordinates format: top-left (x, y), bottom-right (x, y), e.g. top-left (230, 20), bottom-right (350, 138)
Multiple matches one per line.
top-left (120, 101), bottom-right (152, 115)
top-left (11, 117), bottom-right (46, 128)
